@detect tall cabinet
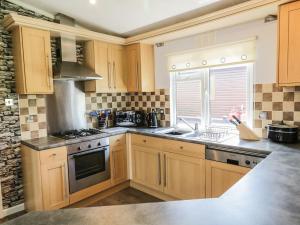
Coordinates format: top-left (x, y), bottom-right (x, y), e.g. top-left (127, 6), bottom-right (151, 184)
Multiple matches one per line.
top-left (278, 1), bottom-right (300, 86)
top-left (84, 41), bottom-right (127, 93)
top-left (12, 26), bottom-right (53, 94)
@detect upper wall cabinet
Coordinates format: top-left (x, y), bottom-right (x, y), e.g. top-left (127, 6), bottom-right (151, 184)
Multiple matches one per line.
top-left (278, 1), bottom-right (300, 86)
top-left (126, 43), bottom-right (155, 92)
top-left (84, 41), bottom-right (127, 93)
top-left (12, 26), bottom-right (53, 94)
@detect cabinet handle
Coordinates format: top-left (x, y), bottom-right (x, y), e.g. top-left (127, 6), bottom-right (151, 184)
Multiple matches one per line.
top-left (113, 61), bottom-right (116, 89)
top-left (136, 62), bottom-right (139, 91)
top-left (164, 154), bottom-right (167, 187)
top-left (62, 162), bottom-right (69, 200)
top-left (51, 153), bottom-right (56, 157)
top-left (158, 153), bottom-right (161, 185)
top-left (143, 139), bottom-right (146, 143)
top-left (108, 62), bottom-right (111, 89)
top-left (180, 146), bottom-right (183, 150)
top-left (46, 54), bottom-right (51, 89)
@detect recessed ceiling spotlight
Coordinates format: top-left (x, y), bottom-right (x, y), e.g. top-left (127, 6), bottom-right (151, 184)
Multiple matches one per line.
top-left (89, 0), bottom-right (96, 5)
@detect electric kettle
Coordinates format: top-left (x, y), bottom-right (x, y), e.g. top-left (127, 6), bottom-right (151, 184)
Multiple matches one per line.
top-left (147, 110), bottom-right (158, 128)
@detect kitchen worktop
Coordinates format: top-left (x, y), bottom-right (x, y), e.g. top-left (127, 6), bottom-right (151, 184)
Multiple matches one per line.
top-left (22, 127), bottom-right (300, 155)
top-left (5, 145), bottom-right (300, 225)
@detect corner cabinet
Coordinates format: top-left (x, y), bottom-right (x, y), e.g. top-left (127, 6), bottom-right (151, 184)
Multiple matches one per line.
top-left (12, 26), bottom-right (53, 94)
top-left (278, 1), bottom-right (300, 86)
top-left (84, 41), bottom-right (127, 93)
top-left (205, 160), bottom-right (250, 198)
top-left (21, 145), bottom-right (69, 211)
top-left (110, 134), bottom-right (128, 185)
top-left (126, 43), bottom-right (155, 92)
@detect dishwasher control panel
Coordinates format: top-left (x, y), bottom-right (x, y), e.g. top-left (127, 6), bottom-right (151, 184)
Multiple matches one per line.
top-left (205, 148), bottom-right (266, 169)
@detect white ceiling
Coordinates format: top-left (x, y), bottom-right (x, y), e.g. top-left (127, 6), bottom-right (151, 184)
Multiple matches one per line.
top-left (16, 0), bottom-right (250, 37)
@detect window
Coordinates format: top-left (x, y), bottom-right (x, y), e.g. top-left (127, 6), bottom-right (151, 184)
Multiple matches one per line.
top-left (171, 63), bottom-right (253, 128)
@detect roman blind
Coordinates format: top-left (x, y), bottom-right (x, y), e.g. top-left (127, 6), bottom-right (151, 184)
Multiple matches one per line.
top-left (168, 38), bottom-right (256, 71)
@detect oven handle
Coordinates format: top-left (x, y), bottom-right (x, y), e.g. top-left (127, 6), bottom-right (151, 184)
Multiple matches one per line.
top-left (69, 147), bottom-right (109, 158)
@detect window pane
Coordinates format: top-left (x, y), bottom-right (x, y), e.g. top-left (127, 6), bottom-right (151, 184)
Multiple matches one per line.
top-left (175, 71), bottom-right (203, 126)
top-left (209, 65), bottom-right (248, 126)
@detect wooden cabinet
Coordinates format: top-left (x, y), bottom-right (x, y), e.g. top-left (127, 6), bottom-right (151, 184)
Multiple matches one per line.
top-left (84, 41), bottom-right (127, 93)
top-left (126, 43), bottom-right (155, 92)
top-left (110, 134), bottom-right (128, 185)
top-left (21, 145), bottom-right (69, 211)
top-left (12, 26), bottom-right (53, 94)
top-left (205, 160), bottom-right (250, 198)
top-left (131, 134), bottom-right (206, 199)
top-left (278, 1), bottom-right (300, 86)
top-left (163, 152), bottom-right (205, 199)
top-left (132, 145), bottom-right (163, 192)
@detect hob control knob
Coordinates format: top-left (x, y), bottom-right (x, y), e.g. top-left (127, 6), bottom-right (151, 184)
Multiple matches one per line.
top-left (77, 146), bottom-right (81, 151)
top-left (245, 160), bottom-right (251, 165)
top-left (98, 142), bottom-right (101, 146)
top-left (88, 144), bottom-right (92, 148)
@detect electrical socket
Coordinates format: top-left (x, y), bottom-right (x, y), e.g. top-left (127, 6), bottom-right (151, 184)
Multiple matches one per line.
top-left (5, 99), bottom-right (14, 106)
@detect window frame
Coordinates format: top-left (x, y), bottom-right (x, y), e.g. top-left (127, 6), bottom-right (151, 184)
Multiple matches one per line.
top-left (170, 63), bottom-right (254, 128)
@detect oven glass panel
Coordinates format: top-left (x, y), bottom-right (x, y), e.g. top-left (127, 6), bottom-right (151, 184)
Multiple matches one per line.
top-left (74, 149), bottom-right (105, 180)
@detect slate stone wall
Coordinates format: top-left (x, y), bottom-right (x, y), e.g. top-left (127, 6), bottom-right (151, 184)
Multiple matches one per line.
top-left (0, 0), bottom-right (55, 209)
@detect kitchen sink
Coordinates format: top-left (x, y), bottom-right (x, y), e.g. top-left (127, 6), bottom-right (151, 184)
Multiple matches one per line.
top-left (155, 128), bottom-right (193, 136)
top-left (165, 131), bottom-right (190, 136)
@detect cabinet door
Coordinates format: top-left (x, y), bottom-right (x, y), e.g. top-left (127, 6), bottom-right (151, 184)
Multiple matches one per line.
top-left (140, 44), bottom-right (155, 92)
top-left (126, 44), bottom-right (140, 92)
top-left (278, 1), bottom-right (300, 85)
top-left (21, 27), bottom-right (53, 94)
top-left (132, 145), bottom-right (162, 191)
top-left (41, 160), bottom-right (69, 210)
top-left (205, 160), bottom-right (250, 198)
top-left (163, 152), bottom-right (205, 199)
top-left (110, 145), bottom-right (127, 185)
top-left (110, 134), bottom-right (127, 185)
top-left (110, 45), bottom-right (127, 92)
top-left (85, 41), bottom-right (111, 92)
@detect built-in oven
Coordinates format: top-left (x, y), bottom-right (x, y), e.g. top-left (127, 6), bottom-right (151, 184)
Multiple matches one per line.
top-left (67, 138), bottom-right (110, 194)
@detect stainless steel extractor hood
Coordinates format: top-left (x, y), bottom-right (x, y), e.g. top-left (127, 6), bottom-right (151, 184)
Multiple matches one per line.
top-left (53, 14), bottom-right (102, 81)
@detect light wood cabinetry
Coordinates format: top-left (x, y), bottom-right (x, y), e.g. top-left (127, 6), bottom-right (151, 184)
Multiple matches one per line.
top-left (131, 134), bottom-right (205, 199)
top-left (21, 145), bottom-right (69, 211)
top-left (110, 134), bottom-right (128, 185)
top-left (84, 41), bottom-right (127, 93)
top-left (12, 26), bottom-right (53, 94)
top-left (126, 43), bottom-right (155, 92)
top-left (163, 152), bottom-right (205, 199)
top-left (205, 160), bottom-right (250, 198)
top-left (278, 1), bottom-right (300, 86)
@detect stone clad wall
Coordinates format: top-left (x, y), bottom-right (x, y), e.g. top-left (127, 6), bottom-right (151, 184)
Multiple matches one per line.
top-left (0, 0), bottom-right (55, 209)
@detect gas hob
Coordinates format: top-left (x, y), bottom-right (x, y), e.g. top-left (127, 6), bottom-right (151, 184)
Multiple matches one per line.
top-left (52, 128), bottom-right (104, 140)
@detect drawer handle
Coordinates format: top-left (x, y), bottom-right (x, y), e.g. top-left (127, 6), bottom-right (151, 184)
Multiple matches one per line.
top-left (51, 153), bottom-right (57, 157)
top-left (180, 146), bottom-right (183, 150)
top-left (143, 140), bottom-right (147, 143)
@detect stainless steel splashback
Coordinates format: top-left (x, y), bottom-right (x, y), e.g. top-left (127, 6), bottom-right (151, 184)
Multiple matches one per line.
top-left (46, 80), bottom-right (87, 134)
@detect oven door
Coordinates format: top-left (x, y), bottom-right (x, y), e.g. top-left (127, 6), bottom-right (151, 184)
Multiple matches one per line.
top-left (68, 147), bottom-right (110, 194)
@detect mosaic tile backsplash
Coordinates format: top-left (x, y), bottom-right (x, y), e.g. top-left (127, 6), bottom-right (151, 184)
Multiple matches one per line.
top-left (253, 83), bottom-right (300, 137)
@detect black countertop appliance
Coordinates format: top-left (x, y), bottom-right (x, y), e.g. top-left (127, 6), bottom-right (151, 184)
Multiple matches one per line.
top-left (266, 122), bottom-right (298, 144)
top-left (147, 110), bottom-right (158, 128)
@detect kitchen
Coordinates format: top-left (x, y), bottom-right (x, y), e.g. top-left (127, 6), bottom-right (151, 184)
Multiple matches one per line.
top-left (0, 0), bottom-right (300, 224)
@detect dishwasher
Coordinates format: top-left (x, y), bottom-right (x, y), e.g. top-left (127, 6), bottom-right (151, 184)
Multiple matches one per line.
top-left (206, 145), bottom-right (268, 169)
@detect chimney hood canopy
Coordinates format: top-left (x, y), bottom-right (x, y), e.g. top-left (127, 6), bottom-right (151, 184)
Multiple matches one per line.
top-left (53, 61), bottom-right (103, 81)
top-left (53, 13), bottom-right (102, 81)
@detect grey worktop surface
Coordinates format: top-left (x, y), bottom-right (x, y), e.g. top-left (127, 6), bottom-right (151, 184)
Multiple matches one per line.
top-left (14, 127), bottom-right (300, 225)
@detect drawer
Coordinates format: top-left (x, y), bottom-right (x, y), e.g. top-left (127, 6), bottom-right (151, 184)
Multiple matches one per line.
top-left (110, 134), bottom-right (126, 147)
top-left (162, 140), bottom-right (205, 159)
top-left (39, 147), bottom-right (67, 165)
top-left (131, 134), bottom-right (163, 149)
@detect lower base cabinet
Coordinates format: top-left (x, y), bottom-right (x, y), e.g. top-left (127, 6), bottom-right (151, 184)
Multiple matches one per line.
top-left (205, 160), bottom-right (250, 198)
top-left (21, 145), bottom-right (69, 211)
top-left (110, 134), bottom-right (128, 185)
top-left (131, 134), bottom-right (206, 200)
